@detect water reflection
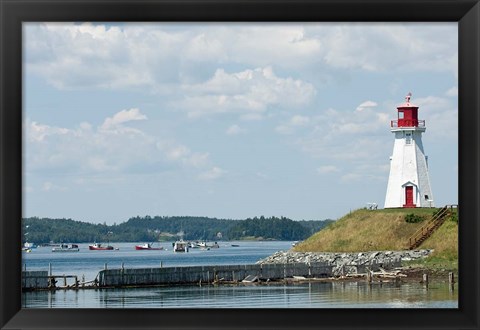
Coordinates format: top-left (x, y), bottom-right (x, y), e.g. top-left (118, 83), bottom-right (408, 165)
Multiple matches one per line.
top-left (23, 281), bottom-right (458, 309)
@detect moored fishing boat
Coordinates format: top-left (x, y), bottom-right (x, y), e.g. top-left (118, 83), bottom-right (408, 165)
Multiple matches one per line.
top-left (88, 242), bottom-right (115, 250)
top-left (173, 240), bottom-right (189, 252)
top-left (135, 243), bottom-right (164, 250)
top-left (52, 243), bottom-right (80, 252)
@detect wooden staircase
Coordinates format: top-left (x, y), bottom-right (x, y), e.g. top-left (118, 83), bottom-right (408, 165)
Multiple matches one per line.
top-left (407, 205), bottom-right (458, 250)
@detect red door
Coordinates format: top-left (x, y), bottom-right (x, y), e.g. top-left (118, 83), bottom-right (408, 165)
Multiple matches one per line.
top-left (403, 186), bottom-right (416, 208)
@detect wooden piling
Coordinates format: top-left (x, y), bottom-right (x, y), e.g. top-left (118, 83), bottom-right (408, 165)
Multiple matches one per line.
top-left (448, 272), bottom-right (455, 285)
top-left (422, 273), bottom-right (429, 286)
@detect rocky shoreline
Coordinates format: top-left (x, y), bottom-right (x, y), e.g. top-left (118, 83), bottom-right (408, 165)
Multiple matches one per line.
top-left (256, 249), bottom-right (433, 277)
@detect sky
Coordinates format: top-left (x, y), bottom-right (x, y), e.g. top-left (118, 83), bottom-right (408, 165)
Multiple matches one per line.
top-left (23, 22), bottom-right (458, 225)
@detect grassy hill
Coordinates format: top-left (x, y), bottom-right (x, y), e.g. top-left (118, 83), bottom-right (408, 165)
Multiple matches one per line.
top-left (294, 207), bottom-right (458, 269)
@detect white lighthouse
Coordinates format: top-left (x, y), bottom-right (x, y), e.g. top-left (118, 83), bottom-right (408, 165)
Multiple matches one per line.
top-left (384, 93), bottom-right (434, 208)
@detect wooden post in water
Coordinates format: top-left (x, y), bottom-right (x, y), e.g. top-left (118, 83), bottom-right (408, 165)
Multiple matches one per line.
top-left (422, 273), bottom-right (429, 288)
top-left (49, 263), bottom-right (52, 276)
top-left (448, 272), bottom-right (454, 284)
top-left (63, 275), bottom-right (67, 287)
top-left (449, 272), bottom-right (455, 291)
top-left (74, 276), bottom-right (78, 289)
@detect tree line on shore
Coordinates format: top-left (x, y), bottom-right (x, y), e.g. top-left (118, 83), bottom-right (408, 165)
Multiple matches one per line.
top-left (22, 215), bottom-right (334, 244)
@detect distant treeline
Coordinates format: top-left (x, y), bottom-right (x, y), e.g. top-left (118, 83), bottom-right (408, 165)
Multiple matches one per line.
top-left (22, 216), bottom-right (334, 244)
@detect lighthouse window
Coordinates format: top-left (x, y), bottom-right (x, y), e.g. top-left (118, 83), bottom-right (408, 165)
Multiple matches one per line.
top-left (405, 132), bottom-right (412, 145)
top-left (398, 111), bottom-right (404, 119)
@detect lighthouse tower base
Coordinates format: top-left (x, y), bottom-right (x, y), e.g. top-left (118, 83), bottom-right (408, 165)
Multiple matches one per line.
top-left (384, 129), bottom-right (434, 209)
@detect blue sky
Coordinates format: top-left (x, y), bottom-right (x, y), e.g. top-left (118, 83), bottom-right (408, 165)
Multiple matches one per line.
top-left (23, 23), bottom-right (458, 225)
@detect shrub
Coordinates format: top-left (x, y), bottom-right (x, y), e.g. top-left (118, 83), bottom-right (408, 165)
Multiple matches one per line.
top-left (449, 212), bottom-right (458, 223)
top-left (405, 213), bottom-right (425, 223)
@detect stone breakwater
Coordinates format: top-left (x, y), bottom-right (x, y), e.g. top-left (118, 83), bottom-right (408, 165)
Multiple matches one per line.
top-left (256, 250), bottom-right (432, 276)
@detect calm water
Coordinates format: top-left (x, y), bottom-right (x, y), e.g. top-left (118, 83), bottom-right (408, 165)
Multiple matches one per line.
top-left (23, 241), bottom-right (292, 281)
top-left (22, 241), bottom-right (458, 308)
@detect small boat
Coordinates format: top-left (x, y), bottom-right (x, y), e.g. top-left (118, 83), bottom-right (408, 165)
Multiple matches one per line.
top-left (173, 240), bottom-right (189, 252)
top-left (231, 244), bottom-right (240, 247)
top-left (24, 242), bottom-right (37, 249)
top-left (21, 247), bottom-right (32, 253)
top-left (135, 243), bottom-right (164, 250)
top-left (197, 241), bottom-right (208, 248)
top-left (52, 243), bottom-right (79, 252)
top-left (88, 242), bottom-right (114, 250)
top-left (209, 242), bottom-right (220, 249)
top-left (188, 241), bottom-right (199, 249)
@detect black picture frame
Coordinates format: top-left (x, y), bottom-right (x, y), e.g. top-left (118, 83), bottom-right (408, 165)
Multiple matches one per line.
top-left (1, 0), bottom-right (479, 329)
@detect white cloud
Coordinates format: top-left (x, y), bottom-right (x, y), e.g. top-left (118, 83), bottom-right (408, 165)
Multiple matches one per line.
top-left (226, 124), bottom-right (246, 135)
top-left (25, 109), bottom-right (214, 177)
top-left (42, 181), bottom-right (66, 192)
top-left (275, 115), bottom-right (311, 135)
top-left (446, 87), bottom-right (458, 97)
top-left (413, 95), bottom-right (458, 139)
top-left (198, 167), bottom-right (227, 180)
top-left (25, 23), bottom-right (457, 94)
top-left (183, 33), bottom-right (227, 62)
top-left (177, 67), bottom-right (316, 118)
top-left (165, 145), bottom-right (191, 161)
top-left (100, 108), bottom-right (147, 131)
top-left (317, 23), bottom-right (457, 75)
top-left (185, 152), bottom-right (210, 168)
top-left (27, 121), bottom-right (69, 142)
top-left (355, 101), bottom-right (378, 112)
top-left (317, 165), bottom-right (340, 174)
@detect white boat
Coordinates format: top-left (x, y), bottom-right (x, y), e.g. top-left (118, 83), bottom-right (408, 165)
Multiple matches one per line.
top-left (188, 241), bottom-right (199, 249)
top-left (173, 240), bottom-right (189, 252)
top-left (52, 243), bottom-right (80, 252)
top-left (88, 242), bottom-right (114, 250)
top-left (24, 242), bottom-right (37, 249)
top-left (135, 243), bottom-right (163, 250)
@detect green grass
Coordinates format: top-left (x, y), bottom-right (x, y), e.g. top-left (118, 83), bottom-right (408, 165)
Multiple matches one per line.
top-left (294, 207), bottom-right (458, 269)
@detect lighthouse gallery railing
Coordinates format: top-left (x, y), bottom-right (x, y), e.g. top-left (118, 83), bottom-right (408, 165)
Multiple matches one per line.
top-left (391, 119), bottom-right (425, 128)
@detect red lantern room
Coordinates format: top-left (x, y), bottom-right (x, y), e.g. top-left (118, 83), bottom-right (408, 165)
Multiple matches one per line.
top-left (390, 92), bottom-right (425, 128)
